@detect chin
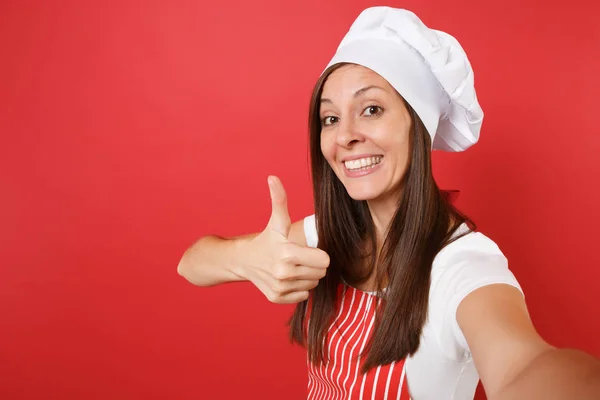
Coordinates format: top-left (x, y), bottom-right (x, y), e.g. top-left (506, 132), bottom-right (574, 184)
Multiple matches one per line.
top-left (344, 186), bottom-right (382, 201)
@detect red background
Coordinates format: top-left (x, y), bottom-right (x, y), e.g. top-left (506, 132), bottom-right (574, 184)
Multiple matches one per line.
top-left (1, 0), bottom-right (599, 399)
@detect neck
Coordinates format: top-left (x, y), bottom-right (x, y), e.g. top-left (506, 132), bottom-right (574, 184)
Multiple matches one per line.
top-left (367, 191), bottom-right (401, 247)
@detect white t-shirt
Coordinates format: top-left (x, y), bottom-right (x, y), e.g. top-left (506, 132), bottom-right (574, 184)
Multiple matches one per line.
top-left (303, 214), bottom-right (523, 400)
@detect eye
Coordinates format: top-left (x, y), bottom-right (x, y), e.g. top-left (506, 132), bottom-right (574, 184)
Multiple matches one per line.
top-left (363, 105), bottom-right (383, 117)
top-left (321, 116), bottom-right (339, 126)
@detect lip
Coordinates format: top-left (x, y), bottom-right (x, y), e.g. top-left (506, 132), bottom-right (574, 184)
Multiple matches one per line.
top-left (343, 158), bottom-right (384, 178)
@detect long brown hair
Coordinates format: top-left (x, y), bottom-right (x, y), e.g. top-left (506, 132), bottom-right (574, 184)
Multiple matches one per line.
top-left (289, 63), bottom-right (475, 373)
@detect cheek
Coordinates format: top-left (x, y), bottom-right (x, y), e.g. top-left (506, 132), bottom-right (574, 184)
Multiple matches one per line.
top-left (389, 125), bottom-right (411, 154)
top-left (395, 136), bottom-right (411, 174)
top-left (393, 138), bottom-right (410, 168)
top-left (397, 135), bottom-right (410, 157)
top-left (320, 133), bottom-right (336, 162)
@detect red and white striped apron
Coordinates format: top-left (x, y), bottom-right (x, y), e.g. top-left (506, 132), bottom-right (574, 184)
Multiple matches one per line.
top-left (307, 284), bottom-right (411, 400)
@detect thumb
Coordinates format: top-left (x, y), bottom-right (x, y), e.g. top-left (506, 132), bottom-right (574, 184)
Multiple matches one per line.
top-left (267, 175), bottom-right (291, 238)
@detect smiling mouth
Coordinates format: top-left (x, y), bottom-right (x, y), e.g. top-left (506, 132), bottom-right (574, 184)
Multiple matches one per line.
top-left (343, 156), bottom-right (383, 171)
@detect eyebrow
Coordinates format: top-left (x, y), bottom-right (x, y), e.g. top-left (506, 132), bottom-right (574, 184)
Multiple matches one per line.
top-left (320, 85), bottom-right (387, 104)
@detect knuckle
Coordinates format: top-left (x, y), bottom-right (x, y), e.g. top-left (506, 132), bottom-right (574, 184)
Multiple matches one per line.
top-left (271, 281), bottom-right (286, 295)
top-left (321, 252), bottom-right (331, 267)
top-left (265, 292), bottom-right (277, 303)
top-left (266, 291), bottom-right (287, 304)
top-left (273, 265), bottom-right (290, 281)
top-left (299, 291), bottom-right (310, 301)
top-left (280, 250), bottom-right (296, 264)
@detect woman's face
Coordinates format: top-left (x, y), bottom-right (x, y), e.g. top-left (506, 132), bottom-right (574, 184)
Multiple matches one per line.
top-left (319, 64), bottom-right (412, 202)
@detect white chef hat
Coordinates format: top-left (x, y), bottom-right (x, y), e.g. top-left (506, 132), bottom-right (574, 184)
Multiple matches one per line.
top-left (324, 7), bottom-right (483, 152)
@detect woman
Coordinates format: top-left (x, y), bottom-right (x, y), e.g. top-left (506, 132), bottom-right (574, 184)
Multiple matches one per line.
top-left (177, 7), bottom-right (600, 399)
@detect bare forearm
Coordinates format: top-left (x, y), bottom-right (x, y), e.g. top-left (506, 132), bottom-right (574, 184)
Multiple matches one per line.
top-left (177, 235), bottom-right (253, 286)
top-left (493, 348), bottom-right (600, 400)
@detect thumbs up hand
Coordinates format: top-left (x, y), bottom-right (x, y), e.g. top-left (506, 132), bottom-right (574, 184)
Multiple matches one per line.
top-left (240, 176), bottom-right (330, 304)
top-left (266, 175), bottom-right (293, 238)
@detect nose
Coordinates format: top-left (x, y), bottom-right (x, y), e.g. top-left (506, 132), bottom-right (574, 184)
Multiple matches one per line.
top-left (335, 118), bottom-right (365, 148)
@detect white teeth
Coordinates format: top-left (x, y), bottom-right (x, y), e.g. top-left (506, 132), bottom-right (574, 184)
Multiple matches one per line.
top-left (344, 156), bottom-right (383, 171)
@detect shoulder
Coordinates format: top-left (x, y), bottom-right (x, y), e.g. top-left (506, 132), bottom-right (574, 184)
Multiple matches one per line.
top-left (431, 225), bottom-right (518, 293)
top-left (428, 224), bottom-right (523, 359)
top-left (435, 224), bottom-right (505, 265)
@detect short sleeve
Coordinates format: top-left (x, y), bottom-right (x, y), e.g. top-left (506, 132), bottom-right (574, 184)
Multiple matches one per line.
top-left (303, 214), bottom-right (318, 248)
top-left (428, 229), bottom-right (523, 360)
